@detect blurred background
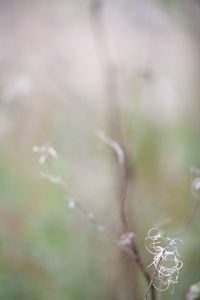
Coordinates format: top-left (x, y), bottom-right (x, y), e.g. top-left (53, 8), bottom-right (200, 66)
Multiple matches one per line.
top-left (0, 0), bottom-right (200, 299)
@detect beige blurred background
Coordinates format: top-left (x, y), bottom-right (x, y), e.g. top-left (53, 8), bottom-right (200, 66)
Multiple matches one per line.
top-left (0, 0), bottom-right (200, 299)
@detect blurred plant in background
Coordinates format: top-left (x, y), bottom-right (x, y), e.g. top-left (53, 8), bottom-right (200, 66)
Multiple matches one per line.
top-left (187, 282), bottom-right (200, 300)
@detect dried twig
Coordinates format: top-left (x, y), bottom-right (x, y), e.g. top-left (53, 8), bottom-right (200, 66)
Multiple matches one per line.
top-left (43, 175), bottom-right (139, 261)
top-left (89, 2), bottom-right (156, 297)
top-left (98, 130), bottom-right (129, 231)
top-left (90, 0), bottom-right (131, 234)
top-left (97, 131), bottom-right (156, 300)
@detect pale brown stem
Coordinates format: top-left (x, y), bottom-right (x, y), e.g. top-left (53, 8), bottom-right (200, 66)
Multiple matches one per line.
top-left (90, 2), bottom-right (155, 299)
top-left (59, 178), bottom-right (154, 299)
top-left (98, 131), bottom-right (129, 231)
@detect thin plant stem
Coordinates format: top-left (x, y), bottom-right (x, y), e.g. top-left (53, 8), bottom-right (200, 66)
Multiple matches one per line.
top-left (98, 131), bottom-right (129, 231)
top-left (36, 143), bottom-right (155, 300)
top-left (59, 179), bottom-right (140, 261)
top-left (59, 178), bottom-right (155, 297)
top-left (174, 200), bottom-right (200, 239)
top-left (89, 0), bottom-right (131, 233)
top-left (90, 0), bottom-right (130, 232)
top-left (97, 131), bottom-right (156, 300)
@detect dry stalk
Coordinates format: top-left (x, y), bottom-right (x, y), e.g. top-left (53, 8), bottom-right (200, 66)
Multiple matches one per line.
top-left (89, 1), bottom-right (155, 298)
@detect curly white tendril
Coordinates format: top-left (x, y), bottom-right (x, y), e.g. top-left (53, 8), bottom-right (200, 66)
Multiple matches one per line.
top-left (145, 228), bottom-right (183, 294)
